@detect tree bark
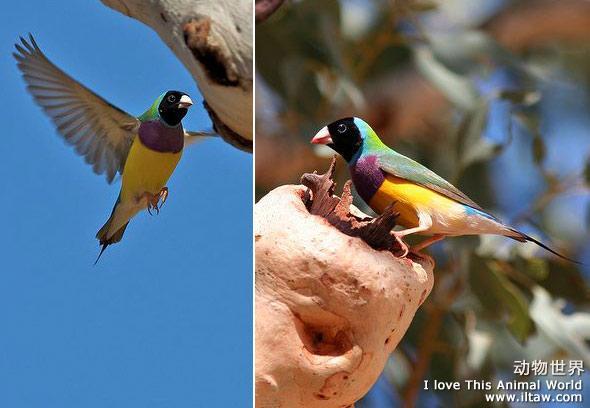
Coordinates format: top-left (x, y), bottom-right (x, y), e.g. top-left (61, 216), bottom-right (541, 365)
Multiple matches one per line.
top-left (102, 0), bottom-right (253, 152)
top-left (255, 164), bottom-right (434, 407)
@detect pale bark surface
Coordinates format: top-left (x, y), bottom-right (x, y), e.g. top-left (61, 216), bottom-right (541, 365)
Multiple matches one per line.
top-left (255, 184), bottom-right (434, 407)
top-left (102, 0), bottom-right (253, 151)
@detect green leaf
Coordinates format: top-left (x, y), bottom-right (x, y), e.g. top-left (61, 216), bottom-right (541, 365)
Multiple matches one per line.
top-left (514, 112), bottom-right (549, 168)
top-left (514, 111), bottom-right (541, 138)
top-left (498, 90), bottom-right (541, 106)
top-left (461, 139), bottom-right (504, 169)
top-left (456, 102), bottom-right (488, 152)
top-left (407, 1), bottom-right (438, 12)
top-left (429, 30), bottom-right (547, 81)
top-left (470, 259), bottom-right (535, 342)
top-left (532, 135), bottom-right (546, 165)
top-left (530, 286), bottom-right (590, 364)
top-left (525, 258), bottom-right (549, 281)
top-left (538, 260), bottom-right (590, 305)
top-left (255, 0), bottom-right (342, 115)
top-left (454, 102), bottom-right (511, 172)
top-left (489, 263), bottom-right (535, 342)
top-left (414, 45), bottom-right (480, 111)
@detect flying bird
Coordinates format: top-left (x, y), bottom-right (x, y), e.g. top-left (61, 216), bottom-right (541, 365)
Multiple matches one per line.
top-left (13, 35), bottom-right (212, 262)
top-left (312, 117), bottom-right (575, 262)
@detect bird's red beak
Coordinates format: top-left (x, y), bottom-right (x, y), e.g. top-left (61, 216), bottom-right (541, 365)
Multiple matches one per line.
top-left (311, 126), bottom-right (333, 145)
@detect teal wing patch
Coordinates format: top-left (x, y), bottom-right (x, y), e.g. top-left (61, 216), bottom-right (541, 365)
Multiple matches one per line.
top-left (376, 149), bottom-right (485, 211)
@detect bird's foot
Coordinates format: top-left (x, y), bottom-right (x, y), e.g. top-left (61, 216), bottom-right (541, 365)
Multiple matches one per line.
top-left (391, 231), bottom-right (410, 258)
top-left (412, 234), bottom-right (445, 252)
top-left (138, 192), bottom-right (161, 215)
top-left (147, 199), bottom-right (159, 215)
top-left (158, 187), bottom-right (168, 210)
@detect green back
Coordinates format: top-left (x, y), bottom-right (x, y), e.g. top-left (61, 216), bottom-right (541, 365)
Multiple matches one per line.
top-left (360, 120), bottom-right (485, 211)
top-left (137, 93), bottom-right (165, 122)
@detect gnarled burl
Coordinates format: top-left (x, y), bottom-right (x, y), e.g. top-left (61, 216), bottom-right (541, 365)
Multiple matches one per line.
top-left (255, 160), bottom-right (434, 407)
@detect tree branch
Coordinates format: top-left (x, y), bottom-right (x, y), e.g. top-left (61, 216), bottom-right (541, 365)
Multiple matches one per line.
top-left (255, 162), bottom-right (434, 407)
top-left (102, 0), bottom-right (253, 152)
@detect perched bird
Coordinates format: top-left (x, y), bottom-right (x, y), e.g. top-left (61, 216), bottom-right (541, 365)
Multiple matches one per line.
top-left (312, 117), bottom-right (575, 262)
top-left (13, 35), bottom-right (211, 262)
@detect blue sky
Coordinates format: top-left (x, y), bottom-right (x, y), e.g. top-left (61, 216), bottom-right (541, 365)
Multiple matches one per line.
top-left (0, 2), bottom-right (252, 407)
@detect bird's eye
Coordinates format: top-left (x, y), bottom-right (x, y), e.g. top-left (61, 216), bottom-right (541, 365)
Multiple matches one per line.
top-left (337, 123), bottom-right (347, 133)
top-left (167, 95), bottom-right (176, 103)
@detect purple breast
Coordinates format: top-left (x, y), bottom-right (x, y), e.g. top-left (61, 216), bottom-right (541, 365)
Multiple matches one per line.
top-left (138, 120), bottom-right (184, 153)
top-left (349, 155), bottom-right (385, 204)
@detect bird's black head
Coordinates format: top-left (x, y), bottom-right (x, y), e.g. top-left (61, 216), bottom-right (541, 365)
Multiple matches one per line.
top-left (158, 90), bottom-right (193, 126)
top-left (311, 117), bottom-right (363, 162)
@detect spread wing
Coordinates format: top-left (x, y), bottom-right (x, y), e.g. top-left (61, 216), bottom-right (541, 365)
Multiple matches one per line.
top-left (376, 149), bottom-right (485, 211)
top-left (14, 35), bottom-right (139, 183)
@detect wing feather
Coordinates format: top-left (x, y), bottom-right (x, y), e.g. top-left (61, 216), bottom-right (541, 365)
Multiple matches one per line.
top-left (183, 130), bottom-right (217, 147)
top-left (376, 149), bottom-right (486, 211)
top-left (14, 35), bottom-right (139, 183)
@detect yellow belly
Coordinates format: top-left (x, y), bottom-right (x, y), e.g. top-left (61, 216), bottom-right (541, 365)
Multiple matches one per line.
top-left (368, 175), bottom-right (460, 228)
top-left (120, 138), bottom-right (182, 203)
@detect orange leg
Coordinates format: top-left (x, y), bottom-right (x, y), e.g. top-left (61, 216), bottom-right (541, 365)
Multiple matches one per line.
top-left (137, 192), bottom-right (160, 215)
top-left (391, 213), bottom-right (433, 257)
top-left (412, 234), bottom-right (445, 252)
top-left (137, 188), bottom-right (169, 215)
top-left (391, 232), bottom-right (411, 258)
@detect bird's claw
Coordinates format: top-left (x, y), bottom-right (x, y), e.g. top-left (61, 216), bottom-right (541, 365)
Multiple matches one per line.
top-left (139, 192), bottom-right (160, 216)
top-left (147, 196), bottom-right (160, 215)
top-left (147, 202), bottom-right (159, 215)
top-left (158, 187), bottom-right (168, 210)
top-left (391, 232), bottom-right (410, 258)
top-left (141, 187), bottom-right (169, 215)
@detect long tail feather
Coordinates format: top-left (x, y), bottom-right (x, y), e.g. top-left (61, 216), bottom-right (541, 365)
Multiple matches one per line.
top-left (94, 222), bottom-right (129, 265)
top-left (95, 243), bottom-right (109, 265)
top-left (94, 193), bottom-right (128, 265)
top-left (506, 228), bottom-right (580, 264)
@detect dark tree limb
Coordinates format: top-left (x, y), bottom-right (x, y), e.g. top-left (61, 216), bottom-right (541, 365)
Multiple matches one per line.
top-left (204, 101), bottom-right (253, 152)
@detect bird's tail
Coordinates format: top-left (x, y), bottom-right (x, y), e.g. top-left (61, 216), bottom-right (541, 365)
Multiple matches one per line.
top-left (505, 228), bottom-right (579, 264)
top-left (94, 195), bottom-right (129, 265)
top-left (95, 222), bottom-right (129, 264)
